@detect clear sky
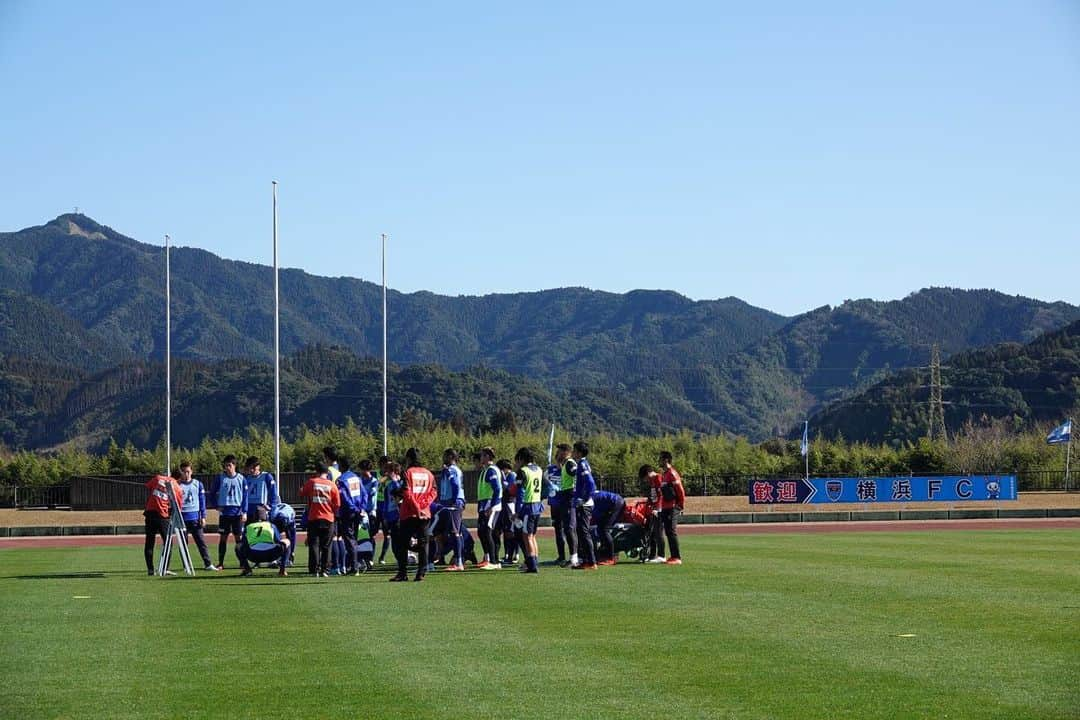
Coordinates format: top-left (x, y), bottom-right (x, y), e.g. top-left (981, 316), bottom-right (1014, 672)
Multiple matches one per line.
top-left (1, 1), bottom-right (1077, 316)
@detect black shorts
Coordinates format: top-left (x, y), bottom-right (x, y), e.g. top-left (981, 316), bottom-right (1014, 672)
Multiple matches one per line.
top-left (218, 515), bottom-right (243, 536)
top-left (431, 507), bottom-right (462, 536)
top-left (248, 545), bottom-right (285, 564)
top-left (517, 512), bottom-right (539, 535)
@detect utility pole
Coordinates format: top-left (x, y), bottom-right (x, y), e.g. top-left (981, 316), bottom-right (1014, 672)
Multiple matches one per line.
top-left (928, 344), bottom-right (947, 443)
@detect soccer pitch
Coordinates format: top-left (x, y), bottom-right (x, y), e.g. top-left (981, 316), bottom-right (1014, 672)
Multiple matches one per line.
top-left (1, 531), bottom-right (1077, 720)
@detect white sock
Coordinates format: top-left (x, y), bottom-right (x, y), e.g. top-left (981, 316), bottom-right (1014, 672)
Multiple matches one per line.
top-left (570, 553), bottom-right (579, 565)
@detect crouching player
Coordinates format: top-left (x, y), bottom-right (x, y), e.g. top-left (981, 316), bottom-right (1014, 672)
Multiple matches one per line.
top-left (237, 508), bottom-right (291, 577)
top-left (514, 447), bottom-right (544, 574)
top-left (591, 489), bottom-right (626, 565)
top-left (270, 502), bottom-right (297, 566)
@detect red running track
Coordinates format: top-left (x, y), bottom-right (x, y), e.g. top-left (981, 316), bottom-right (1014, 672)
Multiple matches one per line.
top-left (1, 518), bottom-right (1076, 550)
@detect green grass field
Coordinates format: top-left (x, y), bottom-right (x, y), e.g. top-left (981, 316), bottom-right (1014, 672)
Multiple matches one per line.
top-left (1, 531), bottom-right (1077, 719)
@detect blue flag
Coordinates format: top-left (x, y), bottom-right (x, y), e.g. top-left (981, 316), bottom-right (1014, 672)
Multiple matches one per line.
top-left (1046, 420), bottom-right (1072, 445)
top-left (800, 421), bottom-right (809, 457)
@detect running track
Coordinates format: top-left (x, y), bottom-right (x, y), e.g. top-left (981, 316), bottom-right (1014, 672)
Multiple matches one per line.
top-left (1, 518), bottom-right (1076, 550)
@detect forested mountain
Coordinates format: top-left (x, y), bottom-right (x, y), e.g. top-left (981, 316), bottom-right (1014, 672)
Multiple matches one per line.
top-left (808, 319), bottom-right (1080, 444)
top-left (0, 345), bottom-right (674, 452)
top-left (0, 215), bottom-right (786, 373)
top-left (1, 214), bottom-right (1078, 446)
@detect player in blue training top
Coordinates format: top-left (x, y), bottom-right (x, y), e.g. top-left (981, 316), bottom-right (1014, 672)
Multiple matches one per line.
top-left (176, 461), bottom-right (218, 571)
top-left (433, 448), bottom-right (466, 571)
top-left (590, 489), bottom-right (626, 565)
top-left (570, 441), bottom-right (597, 570)
top-left (210, 454), bottom-right (248, 569)
top-left (335, 455), bottom-right (366, 575)
top-left (269, 502), bottom-right (297, 566)
top-left (494, 459), bottom-right (518, 566)
top-left (474, 447), bottom-right (503, 569)
top-left (243, 456), bottom-right (279, 524)
top-left (377, 460), bottom-right (402, 565)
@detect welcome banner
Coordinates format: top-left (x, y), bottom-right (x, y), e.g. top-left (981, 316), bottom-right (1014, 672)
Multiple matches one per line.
top-left (748, 475), bottom-right (1017, 504)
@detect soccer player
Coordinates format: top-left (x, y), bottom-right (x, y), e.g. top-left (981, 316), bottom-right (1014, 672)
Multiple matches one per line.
top-left (143, 472), bottom-right (184, 575)
top-left (390, 448), bottom-right (437, 583)
top-left (494, 459), bottom-right (518, 566)
top-left (551, 443), bottom-right (578, 567)
top-left (300, 463), bottom-right (340, 577)
top-left (323, 446), bottom-right (341, 482)
top-left (639, 464), bottom-right (666, 563)
top-left (269, 502), bottom-right (297, 566)
top-left (378, 460), bottom-right (401, 565)
top-left (210, 455), bottom-right (247, 569)
top-left (514, 447), bottom-right (545, 574)
top-left (474, 448), bottom-right (502, 569)
top-left (433, 449), bottom-right (466, 572)
top-left (571, 441), bottom-right (597, 570)
top-left (657, 451), bottom-right (686, 565)
top-left (243, 456), bottom-right (279, 523)
top-left (591, 489), bottom-right (626, 565)
top-left (336, 455), bottom-right (365, 575)
top-left (237, 508), bottom-right (291, 577)
top-left (176, 461), bottom-right (218, 570)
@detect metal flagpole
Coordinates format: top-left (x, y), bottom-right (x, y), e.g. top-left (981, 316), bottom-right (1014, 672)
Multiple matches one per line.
top-left (1067, 419), bottom-right (1073, 492)
top-left (382, 233), bottom-right (388, 457)
top-left (273, 182), bottom-right (281, 483)
top-left (165, 234), bottom-right (171, 477)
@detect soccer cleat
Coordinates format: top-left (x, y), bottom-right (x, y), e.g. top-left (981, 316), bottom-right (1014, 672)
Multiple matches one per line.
top-left (445, 565), bottom-right (464, 572)
top-left (147, 570), bottom-right (154, 576)
top-left (389, 574), bottom-right (408, 582)
top-left (583, 563), bottom-right (598, 570)
top-left (278, 569), bottom-right (288, 577)
top-left (481, 562), bottom-right (501, 570)
top-left (204, 564), bottom-right (221, 571)
top-left (598, 558), bottom-right (616, 566)
top-left (163, 570), bottom-right (176, 576)
top-left (413, 574), bottom-right (425, 582)
top-left (665, 558), bottom-right (683, 565)
top-left (647, 557), bottom-right (666, 564)
top-left (240, 569), bottom-right (253, 577)
top-left (476, 561), bottom-right (490, 569)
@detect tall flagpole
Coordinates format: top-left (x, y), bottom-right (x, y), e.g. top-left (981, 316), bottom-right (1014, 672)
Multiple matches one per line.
top-left (165, 234), bottom-right (171, 476)
top-left (803, 420), bottom-right (809, 482)
top-left (1067, 418), bottom-right (1073, 492)
top-left (382, 233), bottom-right (388, 457)
top-left (273, 182), bottom-right (281, 483)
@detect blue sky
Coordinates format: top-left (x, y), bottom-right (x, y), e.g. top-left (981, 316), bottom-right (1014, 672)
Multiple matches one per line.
top-left (1, 1), bottom-right (1077, 315)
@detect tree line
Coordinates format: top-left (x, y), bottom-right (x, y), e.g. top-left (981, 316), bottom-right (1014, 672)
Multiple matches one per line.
top-left (0, 418), bottom-right (1070, 488)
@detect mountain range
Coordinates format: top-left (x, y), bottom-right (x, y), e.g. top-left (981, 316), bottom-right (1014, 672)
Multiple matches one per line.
top-left (1, 214), bottom-right (1078, 451)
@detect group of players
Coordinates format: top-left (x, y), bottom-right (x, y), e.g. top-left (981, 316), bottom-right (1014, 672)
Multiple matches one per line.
top-left (142, 441), bottom-right (687, 581)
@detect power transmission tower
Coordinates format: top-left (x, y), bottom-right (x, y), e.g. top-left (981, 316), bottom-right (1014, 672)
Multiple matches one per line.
top-left (928, 344), bottom-right (947, 442)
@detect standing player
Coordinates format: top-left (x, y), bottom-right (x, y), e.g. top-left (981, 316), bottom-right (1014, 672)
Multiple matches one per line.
top-left (514, 447), bottom-right (544, 574)
top-left (324, 446), bottom-right (341, 482)
top-left (474, 448), bottom-right (502, 569)
top-left (243, 456), bottom-right (279, 525)
top-left (300, 464), bottom-right (340, 577)
top-left (390, 448), bottom-right (437, 583)
top-left (639, 464), bottom-right (666, 563)
top-left (335, 456), bottom-right (365, 575)
top-left (591, 489), bottom-right (626, 565)
top-left (551, 444), bottom-right (578, 567)
top-left (571, 441), bottom-right (597, 570)
top-left (143, 472), bottom-right (184, 575)
top-left (657, 451), bottom-right (685, 565)
top-left (434, 449), bottom-right (466, 572)
top-left (495, 459), bottom-right (518, 566)
top-left (176, 461), bottom-right (218, 571)
top-left (378, 460), bottom-right (401, 565)
top-left (210, 455), bottom-right (247, 569)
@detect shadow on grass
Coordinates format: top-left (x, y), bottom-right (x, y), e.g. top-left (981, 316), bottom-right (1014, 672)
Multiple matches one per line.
top-left (9, 572), bottom-right (109, 580)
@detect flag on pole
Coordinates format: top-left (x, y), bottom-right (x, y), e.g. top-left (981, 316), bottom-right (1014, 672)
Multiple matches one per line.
top-left (800, 421), bottom-right (809, 457)
top-left (547, 423), bottom-right (556, 465)
top-left (1046, 420), bottom-right (1072, 445)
